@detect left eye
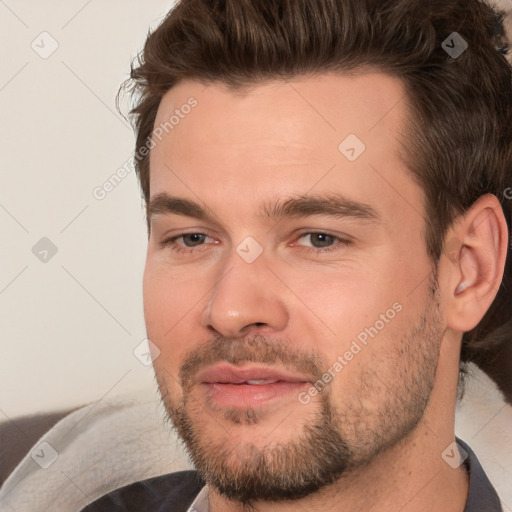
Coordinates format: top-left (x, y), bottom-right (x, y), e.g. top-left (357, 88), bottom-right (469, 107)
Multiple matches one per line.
top-left (297, 233), bottom-right (339, 248)
top-left (179, 233), bottom-right (208, 247)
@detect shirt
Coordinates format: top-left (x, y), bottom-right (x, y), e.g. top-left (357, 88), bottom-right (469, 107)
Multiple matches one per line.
top-left (80, 438), bottom-right (502, 511)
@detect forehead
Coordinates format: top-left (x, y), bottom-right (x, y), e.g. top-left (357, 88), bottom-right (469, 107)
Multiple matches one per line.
top-left (148, 72), bottom-right (423, 227)
top-left (152, 71), bottom-right (406, 149)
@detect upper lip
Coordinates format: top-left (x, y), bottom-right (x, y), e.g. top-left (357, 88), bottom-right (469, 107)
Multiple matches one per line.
top-left (197, 363), bottom-right (311, 384)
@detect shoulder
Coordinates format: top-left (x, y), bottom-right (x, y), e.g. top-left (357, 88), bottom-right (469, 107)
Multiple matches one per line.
top-left (79, 470), bottom-right (205, 512)
top-left (458, 438), bottom-right (503, 512)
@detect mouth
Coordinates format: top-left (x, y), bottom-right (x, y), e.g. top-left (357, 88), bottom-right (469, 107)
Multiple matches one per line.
top-left (196, 363), bottom-right (312, 408)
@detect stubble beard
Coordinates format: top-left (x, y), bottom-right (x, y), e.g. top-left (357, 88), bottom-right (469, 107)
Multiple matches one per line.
top-left (154, 277), bottom-right (443, 507)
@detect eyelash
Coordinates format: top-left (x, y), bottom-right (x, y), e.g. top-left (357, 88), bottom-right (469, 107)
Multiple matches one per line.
top-left (160, 234), bottom-right (214, 254)
top-left (159, 232), bottom-right (351, 255)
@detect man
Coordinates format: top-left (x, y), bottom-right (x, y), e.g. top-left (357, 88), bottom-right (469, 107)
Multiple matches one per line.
top-left (82, 0), bottom-right (511, 510)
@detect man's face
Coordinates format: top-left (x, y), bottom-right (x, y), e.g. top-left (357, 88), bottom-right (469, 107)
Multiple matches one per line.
top-left (144, 73), bottom-right (444, 504)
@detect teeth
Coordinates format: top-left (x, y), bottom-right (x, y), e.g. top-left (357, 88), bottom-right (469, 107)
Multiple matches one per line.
top-left (246, 379), bottom-right (279, 385)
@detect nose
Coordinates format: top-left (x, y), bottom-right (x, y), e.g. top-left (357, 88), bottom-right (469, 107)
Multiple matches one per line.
top-left (200, 255), bottom-right (289, 338)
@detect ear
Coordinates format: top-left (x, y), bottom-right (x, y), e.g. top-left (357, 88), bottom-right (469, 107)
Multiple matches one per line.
top-left (444, 194), bottom-right (509, 333)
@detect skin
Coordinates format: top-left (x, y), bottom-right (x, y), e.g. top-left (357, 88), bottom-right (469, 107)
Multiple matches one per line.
top-left (143, 73), bottom-right (508, 511)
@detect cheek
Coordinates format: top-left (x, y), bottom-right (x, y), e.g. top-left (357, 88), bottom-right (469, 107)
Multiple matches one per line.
top-left (286, 254), bottom-right (425, 372)
top-left (143, 264), bottom-right (203, 371)
top-left (143, 261), bottom-right (202, 330)
top-left (286, 267), bottom-right (398, 343)
top-left (143, 266), bottom-right (169, 335)
top-left (315, 303), bottom-right (413, 414)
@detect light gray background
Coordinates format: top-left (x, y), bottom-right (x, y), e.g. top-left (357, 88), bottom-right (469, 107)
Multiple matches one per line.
top-left (0, 1), bottom-right (510, 507)
top-left (0, 1), bottom-right (174, 418)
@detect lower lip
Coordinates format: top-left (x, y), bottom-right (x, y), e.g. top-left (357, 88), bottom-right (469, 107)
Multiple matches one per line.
top-left (202, 381), bottom-right (310, 408)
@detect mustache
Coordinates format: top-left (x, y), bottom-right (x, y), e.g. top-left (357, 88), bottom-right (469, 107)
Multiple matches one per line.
top-left (179, 334), bottom-right (326, 392)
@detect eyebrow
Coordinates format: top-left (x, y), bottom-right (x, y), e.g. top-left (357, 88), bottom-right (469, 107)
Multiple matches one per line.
top-left (260, 194), bottom-right (380, 223)
top-left (148, 193), bottom-right (211, 220)
top-left (147, 192), bottom-right (381, 224)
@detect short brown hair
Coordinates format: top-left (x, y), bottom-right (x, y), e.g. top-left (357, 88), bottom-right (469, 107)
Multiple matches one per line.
top-left (121, 0), bottom-right (512, 401)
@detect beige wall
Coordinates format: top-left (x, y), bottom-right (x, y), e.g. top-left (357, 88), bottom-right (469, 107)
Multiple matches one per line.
top-left (0, 1), bottom-right (174, 418)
